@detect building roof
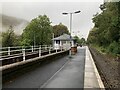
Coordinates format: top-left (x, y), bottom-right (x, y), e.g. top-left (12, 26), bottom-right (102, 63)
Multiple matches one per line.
top-left (53, 34), bottom-right (75, 41)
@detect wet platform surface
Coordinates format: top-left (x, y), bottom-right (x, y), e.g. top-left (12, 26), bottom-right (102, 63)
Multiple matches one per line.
top-left (3, 54), bottom-right (69, 88)
top-left (3, 47), bottom-right (104, 89)
top-left (41, 47), bottom-right (85, 88)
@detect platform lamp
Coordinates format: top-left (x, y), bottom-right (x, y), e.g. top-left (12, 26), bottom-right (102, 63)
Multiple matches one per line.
top-left (62, 10), bottom-right (81, 57)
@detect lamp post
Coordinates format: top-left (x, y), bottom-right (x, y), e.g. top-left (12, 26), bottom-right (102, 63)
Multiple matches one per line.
top-left (62, 10), bottom-right (81, 57)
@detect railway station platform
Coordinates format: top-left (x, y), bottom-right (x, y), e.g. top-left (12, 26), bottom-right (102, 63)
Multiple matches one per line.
top-left (3, 46), bottom-right (104, 89)
top-left (41, 46), bottom-right (104, 88)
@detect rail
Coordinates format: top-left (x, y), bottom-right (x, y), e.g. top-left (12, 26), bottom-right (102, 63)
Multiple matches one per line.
top-left (0, 45), bottom-right (66, 65)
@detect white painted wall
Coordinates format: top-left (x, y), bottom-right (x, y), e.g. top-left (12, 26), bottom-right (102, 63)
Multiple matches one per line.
top-left (53, 40), bottom-right (75, 50)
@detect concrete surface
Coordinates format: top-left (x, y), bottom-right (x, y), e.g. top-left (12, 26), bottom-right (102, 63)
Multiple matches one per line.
top-left (41, 47), bottom-right (85, 88)
top-left (84, 46), bottom-right (104, 88)
top-left (2, 50), bottom-right (68, 83)
top-left (3, 55), bottom-right (69, 88)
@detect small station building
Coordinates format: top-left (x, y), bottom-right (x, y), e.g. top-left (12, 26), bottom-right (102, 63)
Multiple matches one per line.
top-left (52, 34), bottom-right (76, 50)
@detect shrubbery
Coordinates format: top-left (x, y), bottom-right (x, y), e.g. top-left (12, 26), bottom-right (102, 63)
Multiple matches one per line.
top-left (87, 2), bottom-right (120, 56)
top-left (107, 41), bottom-right (120, 55)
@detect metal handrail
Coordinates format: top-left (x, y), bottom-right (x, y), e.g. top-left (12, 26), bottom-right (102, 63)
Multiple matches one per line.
top-left (0, 45), bottom-right (64, 63)
top-left (0, 45), bottom-right (52, 54)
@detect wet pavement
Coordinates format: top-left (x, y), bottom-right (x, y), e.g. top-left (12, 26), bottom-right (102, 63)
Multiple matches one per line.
top-left (3, 47), bottom-right (86, 88)
top-left (41, 47), bottom-right (85, 88)
top-left (3, 55), bottom-right (69, 88)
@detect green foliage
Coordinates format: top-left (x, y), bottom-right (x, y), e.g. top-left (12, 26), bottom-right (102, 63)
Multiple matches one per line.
top-left (20, 38), bottom-right (30, 46)
top-left (53, 23), bottom-right (69, 37)
top-left (21, 15), bottom-right (52, 46)
top-left (87, 2), bottom-right (120, 55)
top-left (107, 41), bottom-right (120, 55)
top-left (87, 27), bottom-right (99, 45)
top-left (2, 26), bottom-right (18, 47)
top-left (79, 38), bottom-right (86, 45)
top-left (74, 36), bottom-right (80, 44)
top-left (74, 36), bottom-right (86, 45)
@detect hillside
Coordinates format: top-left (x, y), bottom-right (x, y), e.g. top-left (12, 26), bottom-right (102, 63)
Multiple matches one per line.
top-left (1, 14), bottom-right (29, 35)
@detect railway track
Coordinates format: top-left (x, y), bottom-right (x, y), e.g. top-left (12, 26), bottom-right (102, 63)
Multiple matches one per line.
top-left (89, 47), bottom-right (114, 90)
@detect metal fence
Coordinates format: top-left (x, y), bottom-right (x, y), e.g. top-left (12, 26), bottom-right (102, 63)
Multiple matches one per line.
top-left (0, 45), bottom-right (64, 61)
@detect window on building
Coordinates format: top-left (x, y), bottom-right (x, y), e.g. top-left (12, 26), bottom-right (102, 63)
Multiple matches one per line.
top-left (56, 40), bottom-right (60, 44)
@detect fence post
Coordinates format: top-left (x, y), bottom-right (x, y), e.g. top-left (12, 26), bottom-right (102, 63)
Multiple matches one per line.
top-left (8, 47), bottom-right (10, 55)
top-left (56, 49), bottom-right (57, 53)
top-left (39, 46), bottom-right (41, 57)
top-left (22, 49), bottom-right (25, 61)
top-left (32, 46), bottom-right (34, 52)
top-left (49, 46), bottom-right (51, 54)
top-left (45, 45), bottom-right (47, 50)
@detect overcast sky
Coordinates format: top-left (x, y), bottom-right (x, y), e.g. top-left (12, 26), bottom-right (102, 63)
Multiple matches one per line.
top-left (1, 0), bottom-right (104, 39)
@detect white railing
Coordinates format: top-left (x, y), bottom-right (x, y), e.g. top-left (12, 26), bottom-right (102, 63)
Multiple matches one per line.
top-left (0, 45), bottom-right (65, 61)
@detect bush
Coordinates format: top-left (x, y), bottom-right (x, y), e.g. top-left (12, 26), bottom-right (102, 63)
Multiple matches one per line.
top-left (101, 47), bottom-right (106, 53)
top-left (108, 41), bottom-right (120, 55)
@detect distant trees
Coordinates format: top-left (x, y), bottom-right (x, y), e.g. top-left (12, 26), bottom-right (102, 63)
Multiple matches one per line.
top-left (1, 15), bottom-right (70, 47)
top-left (74, 36), bottom-right (81, 44)
top-left (21, 15), bottom-right (52, 46)
top-left (87, 2), bottom-right (120, 55)
top-left (2, 26), bottom-right (20, 47)
top-left (52, 23), bottom-right (69, 37)
top-left (80, 38), bottom-right (86, 45)
top-left (74, 36), bottom-right (86, 45)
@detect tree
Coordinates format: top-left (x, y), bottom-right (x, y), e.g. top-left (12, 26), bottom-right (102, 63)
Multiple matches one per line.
top-left (2, 26), bottom-right (16, 47)
top-left (52, 23), bottom-right (69, 37)
top-left (74, 36), bottom-right (81, 44)
top-left (74, 36), bottom-right (86, 45)
top-left (80, 38), bottom-right (86, 45)
top-left (87, 2), bottom-right (120, 54)
top-left (21, 15), bottom-right (52, 46)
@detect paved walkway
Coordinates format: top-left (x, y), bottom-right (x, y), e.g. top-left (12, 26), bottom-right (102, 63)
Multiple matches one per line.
top-left (84, 46), bottom-right (104, 88)
top-left (41, 47), bottom-right (85, 88)
top-left (41, 46), bottom-right (104, 88)
top-left (3, 54), bottom-right (70, 88)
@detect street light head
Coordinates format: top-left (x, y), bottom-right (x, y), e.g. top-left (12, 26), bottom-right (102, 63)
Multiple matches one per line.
top-left (74, 11), bottom-right (81, 14)
top-left (62, 13), bottom-right (68, 15)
